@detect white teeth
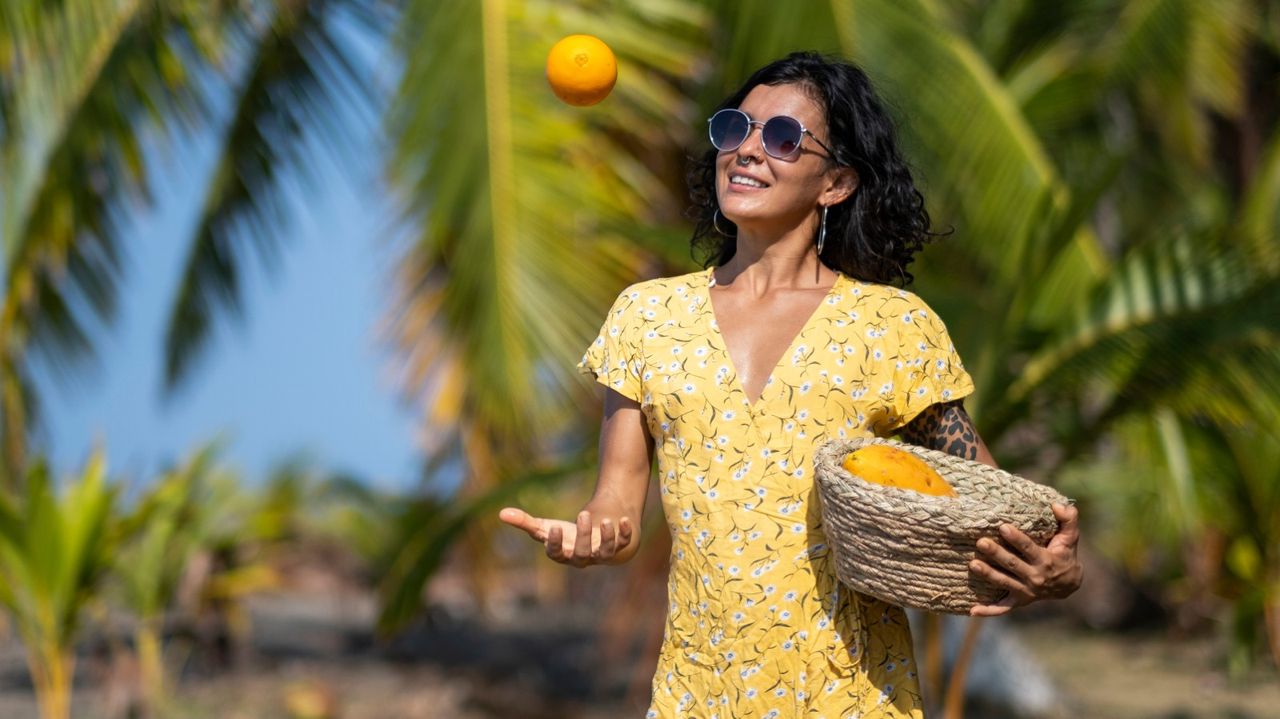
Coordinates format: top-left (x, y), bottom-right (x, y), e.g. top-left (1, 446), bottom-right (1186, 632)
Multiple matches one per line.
top-left (731, 175), bottom-right (766, 188)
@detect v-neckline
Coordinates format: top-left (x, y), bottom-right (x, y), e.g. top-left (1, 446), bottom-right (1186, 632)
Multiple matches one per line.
top-left (701, 266), bottom-right (844, 412)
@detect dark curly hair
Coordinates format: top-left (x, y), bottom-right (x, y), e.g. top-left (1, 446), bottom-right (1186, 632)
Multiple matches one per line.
top-left (688, 52), bottom-right (944, 286)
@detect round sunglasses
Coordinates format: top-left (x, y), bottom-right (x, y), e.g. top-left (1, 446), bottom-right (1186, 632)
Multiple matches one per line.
top-left (707, 108), bottom-right (838, 161)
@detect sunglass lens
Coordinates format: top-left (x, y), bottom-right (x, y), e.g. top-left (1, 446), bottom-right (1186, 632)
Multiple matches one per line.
top-left (710, 110), bottom-right (750, 151)
top-left (762, 116), bottom-right (803, 158)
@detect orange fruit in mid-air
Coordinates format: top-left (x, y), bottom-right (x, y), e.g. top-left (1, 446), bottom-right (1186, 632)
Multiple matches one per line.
top-left (842, 445), bottom-right (956, 497)
top-left (546, 34), bottom-right (617, 106)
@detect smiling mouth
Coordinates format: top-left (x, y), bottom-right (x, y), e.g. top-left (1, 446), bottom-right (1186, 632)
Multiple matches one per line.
top-left (729, 175), bottom-right (768, 188)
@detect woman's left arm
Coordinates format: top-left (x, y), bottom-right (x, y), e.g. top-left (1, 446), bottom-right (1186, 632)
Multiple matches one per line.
top-left (899, 401), bottom-right (1083, 617)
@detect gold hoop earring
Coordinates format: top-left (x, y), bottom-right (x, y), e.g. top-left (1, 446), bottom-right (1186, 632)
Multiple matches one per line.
top-left (713, 209), bottom-right (735, 237)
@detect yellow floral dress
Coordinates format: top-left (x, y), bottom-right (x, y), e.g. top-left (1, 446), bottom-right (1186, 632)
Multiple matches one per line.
top-left (579, 267), bottom-right (974, 718)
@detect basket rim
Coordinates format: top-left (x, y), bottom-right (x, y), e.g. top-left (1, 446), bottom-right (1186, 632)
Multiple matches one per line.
top-left (814, 436), bottom-right (1070, 526)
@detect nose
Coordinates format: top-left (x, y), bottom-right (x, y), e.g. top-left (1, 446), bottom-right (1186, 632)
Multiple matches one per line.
top-left (735, 122), bottom-right (766, 163)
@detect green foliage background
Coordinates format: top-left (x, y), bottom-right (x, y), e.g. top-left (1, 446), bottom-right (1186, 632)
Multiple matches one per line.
top-left (0, 2), bottom-right (1277, 714)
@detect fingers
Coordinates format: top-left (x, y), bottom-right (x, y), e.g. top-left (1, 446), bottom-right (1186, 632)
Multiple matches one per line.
top-left (546, 523), bottom-right (567, 562)
top-left (969, 512), bottom-right (1084, 612)
top-left (498, 507), bottom-right (547, 541)
top-left (969, 556), bottom-right (1034, 596)
top-left (618, 516), bottom-right (634, 549)
top-left (1050, 503), bottom-right (1080, 549)
top-left (598, 518), bottom-right (617, 557)
top-left (573, 511), bottom-right (594, 565)
top-left (976, 531), bottom-right (1035, 578)
top-left (970, 596), bottom-right (1018, 617)
top-left (526, 510), bottom-right (635, 568)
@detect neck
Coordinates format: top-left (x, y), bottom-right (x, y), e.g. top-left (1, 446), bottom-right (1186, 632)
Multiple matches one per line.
top-left (718, 216), bottom-right (832, 289)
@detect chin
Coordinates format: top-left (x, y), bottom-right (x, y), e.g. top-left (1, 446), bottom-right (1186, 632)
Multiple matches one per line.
top-left (719, 205), bottom-right (768, 227)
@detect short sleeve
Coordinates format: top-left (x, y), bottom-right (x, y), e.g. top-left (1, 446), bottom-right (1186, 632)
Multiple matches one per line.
top-left (576, 286), bottom-right (645, 402)
top-left (882, 294), bottom-right (974, 431)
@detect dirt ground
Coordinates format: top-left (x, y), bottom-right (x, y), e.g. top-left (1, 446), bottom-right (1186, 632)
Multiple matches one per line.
top-left (0, 591), bottom-right (1276, 718)
top-left (1018, 617), bottom-right (1280, 719)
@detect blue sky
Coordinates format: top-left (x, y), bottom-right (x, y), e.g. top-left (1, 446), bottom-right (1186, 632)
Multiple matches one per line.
top-left (28, 108), bottom-right (425, 492)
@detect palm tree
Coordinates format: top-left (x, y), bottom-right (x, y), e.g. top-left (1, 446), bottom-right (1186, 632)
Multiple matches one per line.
top-left (0, 454), bottom-right (117, 719)
top-left (380, 0), bottom-right (1280, 678)
top-left (377, 0), bottom-right (712, 611)
top-left (0, 0), bottom-right (391, 481)
top-left (4, 0), bottom-right (1278, 686)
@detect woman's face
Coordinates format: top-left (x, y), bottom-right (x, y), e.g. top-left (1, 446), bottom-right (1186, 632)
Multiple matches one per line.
top-left (716, 82), bottom-right (848, 234)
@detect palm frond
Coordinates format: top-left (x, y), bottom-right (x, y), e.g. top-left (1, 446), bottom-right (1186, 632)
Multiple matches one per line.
top-left (376, 453), bottom-right (591, 635)
top-left (1010, 235), bottom-right (1280, 420)
top-left (703, 0), bottom-right (839, 98)
top-left (1098, 0), bottom-right (1253, 169)
top-left (3, 0), bottom-right (159, 360)
top-left (0, 1), bottom-right (233, 475)
top-left (835, 0), bottom-right (1067, 290)
top-left (162, 0), bottom-right (390, 391)
top-left (385, 0), bottom-right (708, 450)
top-left (1239, 125), bottom-right (1280, 267)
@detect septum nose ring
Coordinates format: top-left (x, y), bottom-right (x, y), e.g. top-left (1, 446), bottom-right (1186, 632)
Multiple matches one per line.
top-left (736, 155), bottom-right (751, 166)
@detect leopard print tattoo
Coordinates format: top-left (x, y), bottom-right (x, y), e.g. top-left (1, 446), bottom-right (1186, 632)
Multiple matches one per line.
top-left (899, 400), bottom-right (980, 460)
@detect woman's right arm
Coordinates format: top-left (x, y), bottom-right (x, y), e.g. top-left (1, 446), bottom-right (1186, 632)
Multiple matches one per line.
top-left (498, 387), bottom-right (654, 566)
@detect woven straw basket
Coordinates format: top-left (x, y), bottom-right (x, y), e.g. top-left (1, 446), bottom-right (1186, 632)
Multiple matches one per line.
top-left (813, 436), bottom-right (1069, 614)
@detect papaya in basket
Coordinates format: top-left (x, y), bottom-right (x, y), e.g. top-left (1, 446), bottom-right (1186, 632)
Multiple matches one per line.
top-left (841, 444), bottom-right (956, 497)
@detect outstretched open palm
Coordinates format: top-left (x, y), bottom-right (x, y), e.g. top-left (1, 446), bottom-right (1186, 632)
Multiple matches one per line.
top-left (499, 507), bottom-right (634, 567)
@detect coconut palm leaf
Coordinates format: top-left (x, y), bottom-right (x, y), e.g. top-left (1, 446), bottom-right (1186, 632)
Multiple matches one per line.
top-left (376, 452), bottom-right (592, 634)
top-left (1101, 0), bottom-right (1253, 168)
top-left (2, 0), bottom-right (217, 354)
top-left (0, 0), bottom-right (232, 476)
top-left (1011, 235), bottom-right (1279, 402)
top-left (114, 443), bottom-right (221, 620)
top-left (162, 0), bottom-right (392, 390)
top-left (833, 0), bottom-right (1068, 289)
top-left (385, 0), bottom-right (708, 453)
top-left (0, 453), bottom-right (118, 719)
top-left (0, 0), bottom-right (390, 474)
top-left (1239, 127), bottom-right (1280, 265)
top-left (704, 0), bottom-right (840, 97)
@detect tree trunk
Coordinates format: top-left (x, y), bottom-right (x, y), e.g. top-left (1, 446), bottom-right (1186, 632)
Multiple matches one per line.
top-left (30, 643), bottom-right (73, 719)
top-left (137, 623), bottom-right (166, 714)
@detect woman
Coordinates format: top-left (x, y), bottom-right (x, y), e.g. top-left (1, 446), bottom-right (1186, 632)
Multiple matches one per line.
top-left (500, 52), bottom-right (1082, 717)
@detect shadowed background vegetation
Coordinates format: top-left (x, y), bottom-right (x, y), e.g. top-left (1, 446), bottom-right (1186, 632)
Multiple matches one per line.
top-left (1, 0), bottom-right (1278, 717)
